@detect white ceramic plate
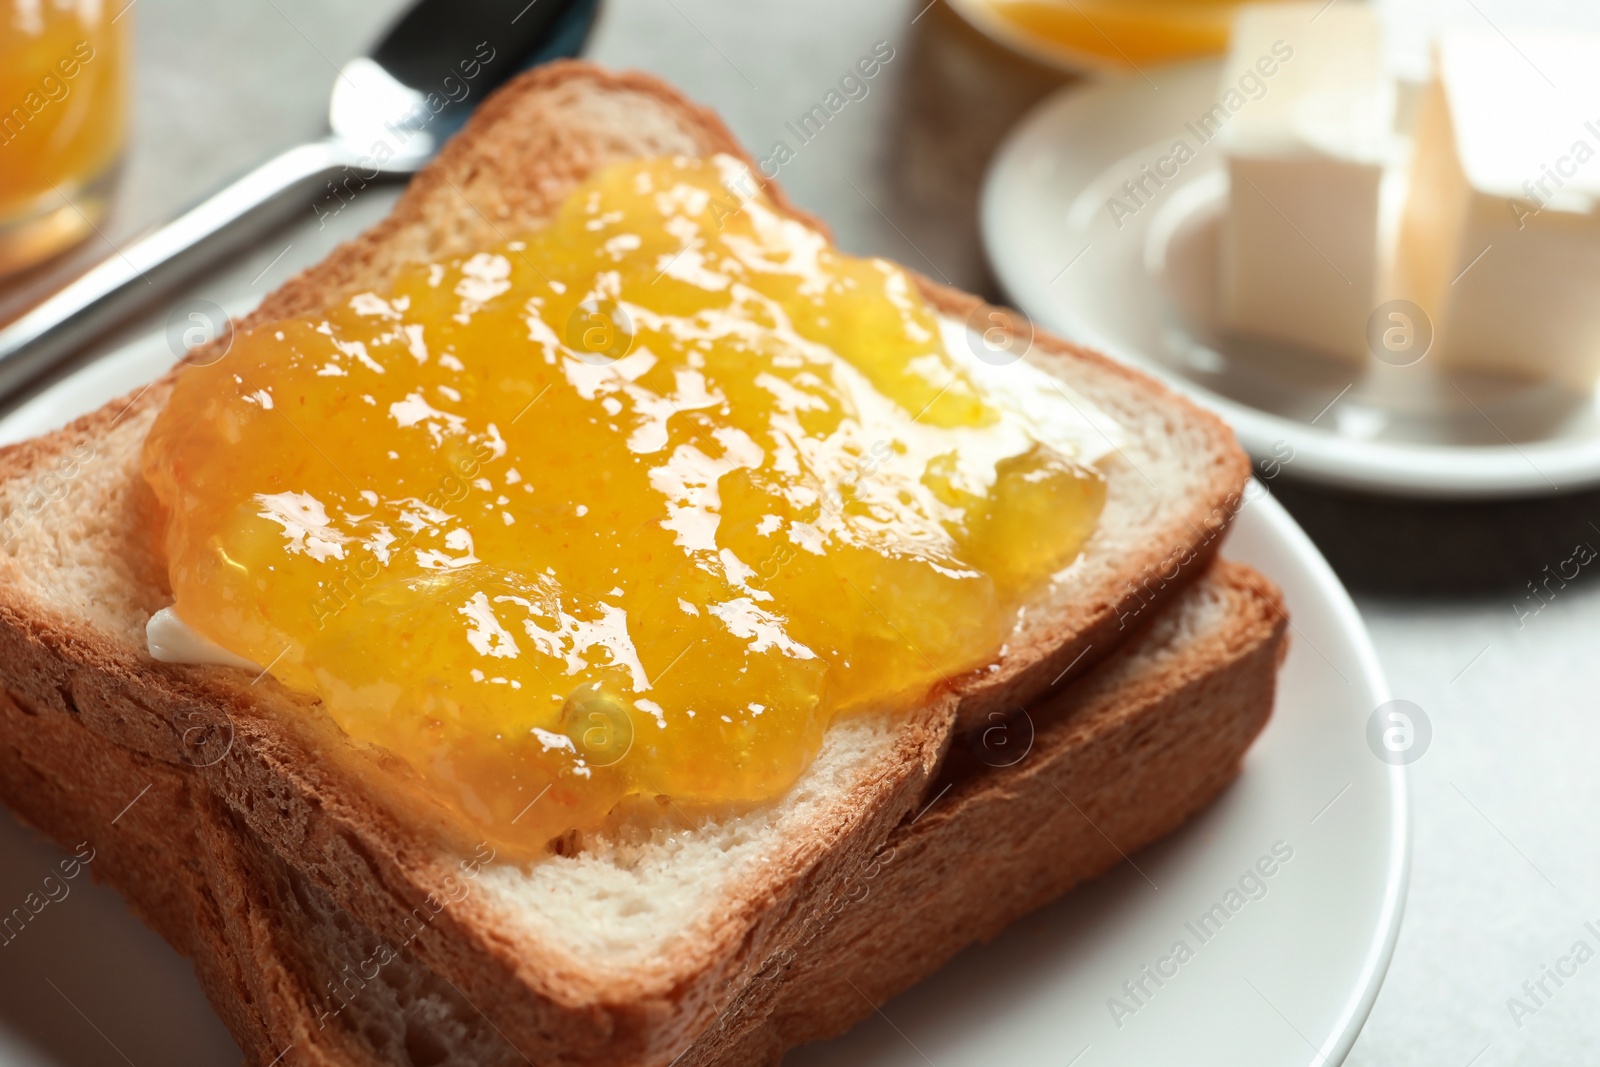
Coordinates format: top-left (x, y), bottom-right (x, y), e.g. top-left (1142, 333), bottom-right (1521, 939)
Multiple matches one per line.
top-left (0, 327), bottom-right (1405, 1066)
top-left (982, 58), bottom-right (1600, 498)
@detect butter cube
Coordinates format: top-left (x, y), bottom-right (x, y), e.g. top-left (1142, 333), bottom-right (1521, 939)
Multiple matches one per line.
top-left (1217, 2), bottom-right (1395, 362)
top-left (1396, 31), bottom-right (1600, 385)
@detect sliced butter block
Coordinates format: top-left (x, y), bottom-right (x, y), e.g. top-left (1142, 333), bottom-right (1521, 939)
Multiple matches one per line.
top-left (1397, 31), bottom-right (1600, 386)
top-left (1218, 1), bottom-right (1394, 363)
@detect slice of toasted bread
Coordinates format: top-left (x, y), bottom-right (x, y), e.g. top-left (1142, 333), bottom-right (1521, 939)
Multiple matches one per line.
top-left (0, 560), bottom-right (1284, 1067)
top-left (0, 62), bottom-right (1251, 1065)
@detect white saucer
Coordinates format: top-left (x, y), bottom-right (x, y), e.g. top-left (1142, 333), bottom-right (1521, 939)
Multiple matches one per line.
top-left (982, 58), bottom-right (1600, 498)
top-left (0, 315), bottom-right (1404, 1067)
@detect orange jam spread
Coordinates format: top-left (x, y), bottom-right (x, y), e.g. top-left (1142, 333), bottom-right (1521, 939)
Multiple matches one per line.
top-left (141, 154), bottom-right (1110, 851)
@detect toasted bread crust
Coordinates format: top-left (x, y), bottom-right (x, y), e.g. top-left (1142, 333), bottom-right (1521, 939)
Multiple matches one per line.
top-left (913, 279), bottom-right (1251, 730)
top-left (689, 559), bottom-right (1287, 1066)
top-left (0, 61), bottom-right (1252, 1065)
top-left (0, 562), bottom-right (1284, 1067)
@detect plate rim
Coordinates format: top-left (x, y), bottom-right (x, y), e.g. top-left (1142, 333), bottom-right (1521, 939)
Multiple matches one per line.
top-left (980, 63), bottom-right (1600, 499)
top-left (1237, 487), bottom-right (1409, 1065)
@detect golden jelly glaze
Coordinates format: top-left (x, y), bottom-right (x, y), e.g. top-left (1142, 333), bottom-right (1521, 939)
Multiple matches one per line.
top-left (141, 155), bottom-right (1108, 851)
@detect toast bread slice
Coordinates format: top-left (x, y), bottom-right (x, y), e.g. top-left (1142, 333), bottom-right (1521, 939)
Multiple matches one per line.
top-left (0, 560), bottom-right (1285, 1067)
top-left (0, 62), bottom-right (1251, 1065)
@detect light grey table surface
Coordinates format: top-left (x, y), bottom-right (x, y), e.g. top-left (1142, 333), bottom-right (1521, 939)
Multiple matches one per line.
top-left (2, 1), bottom-right (1599, 1065)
